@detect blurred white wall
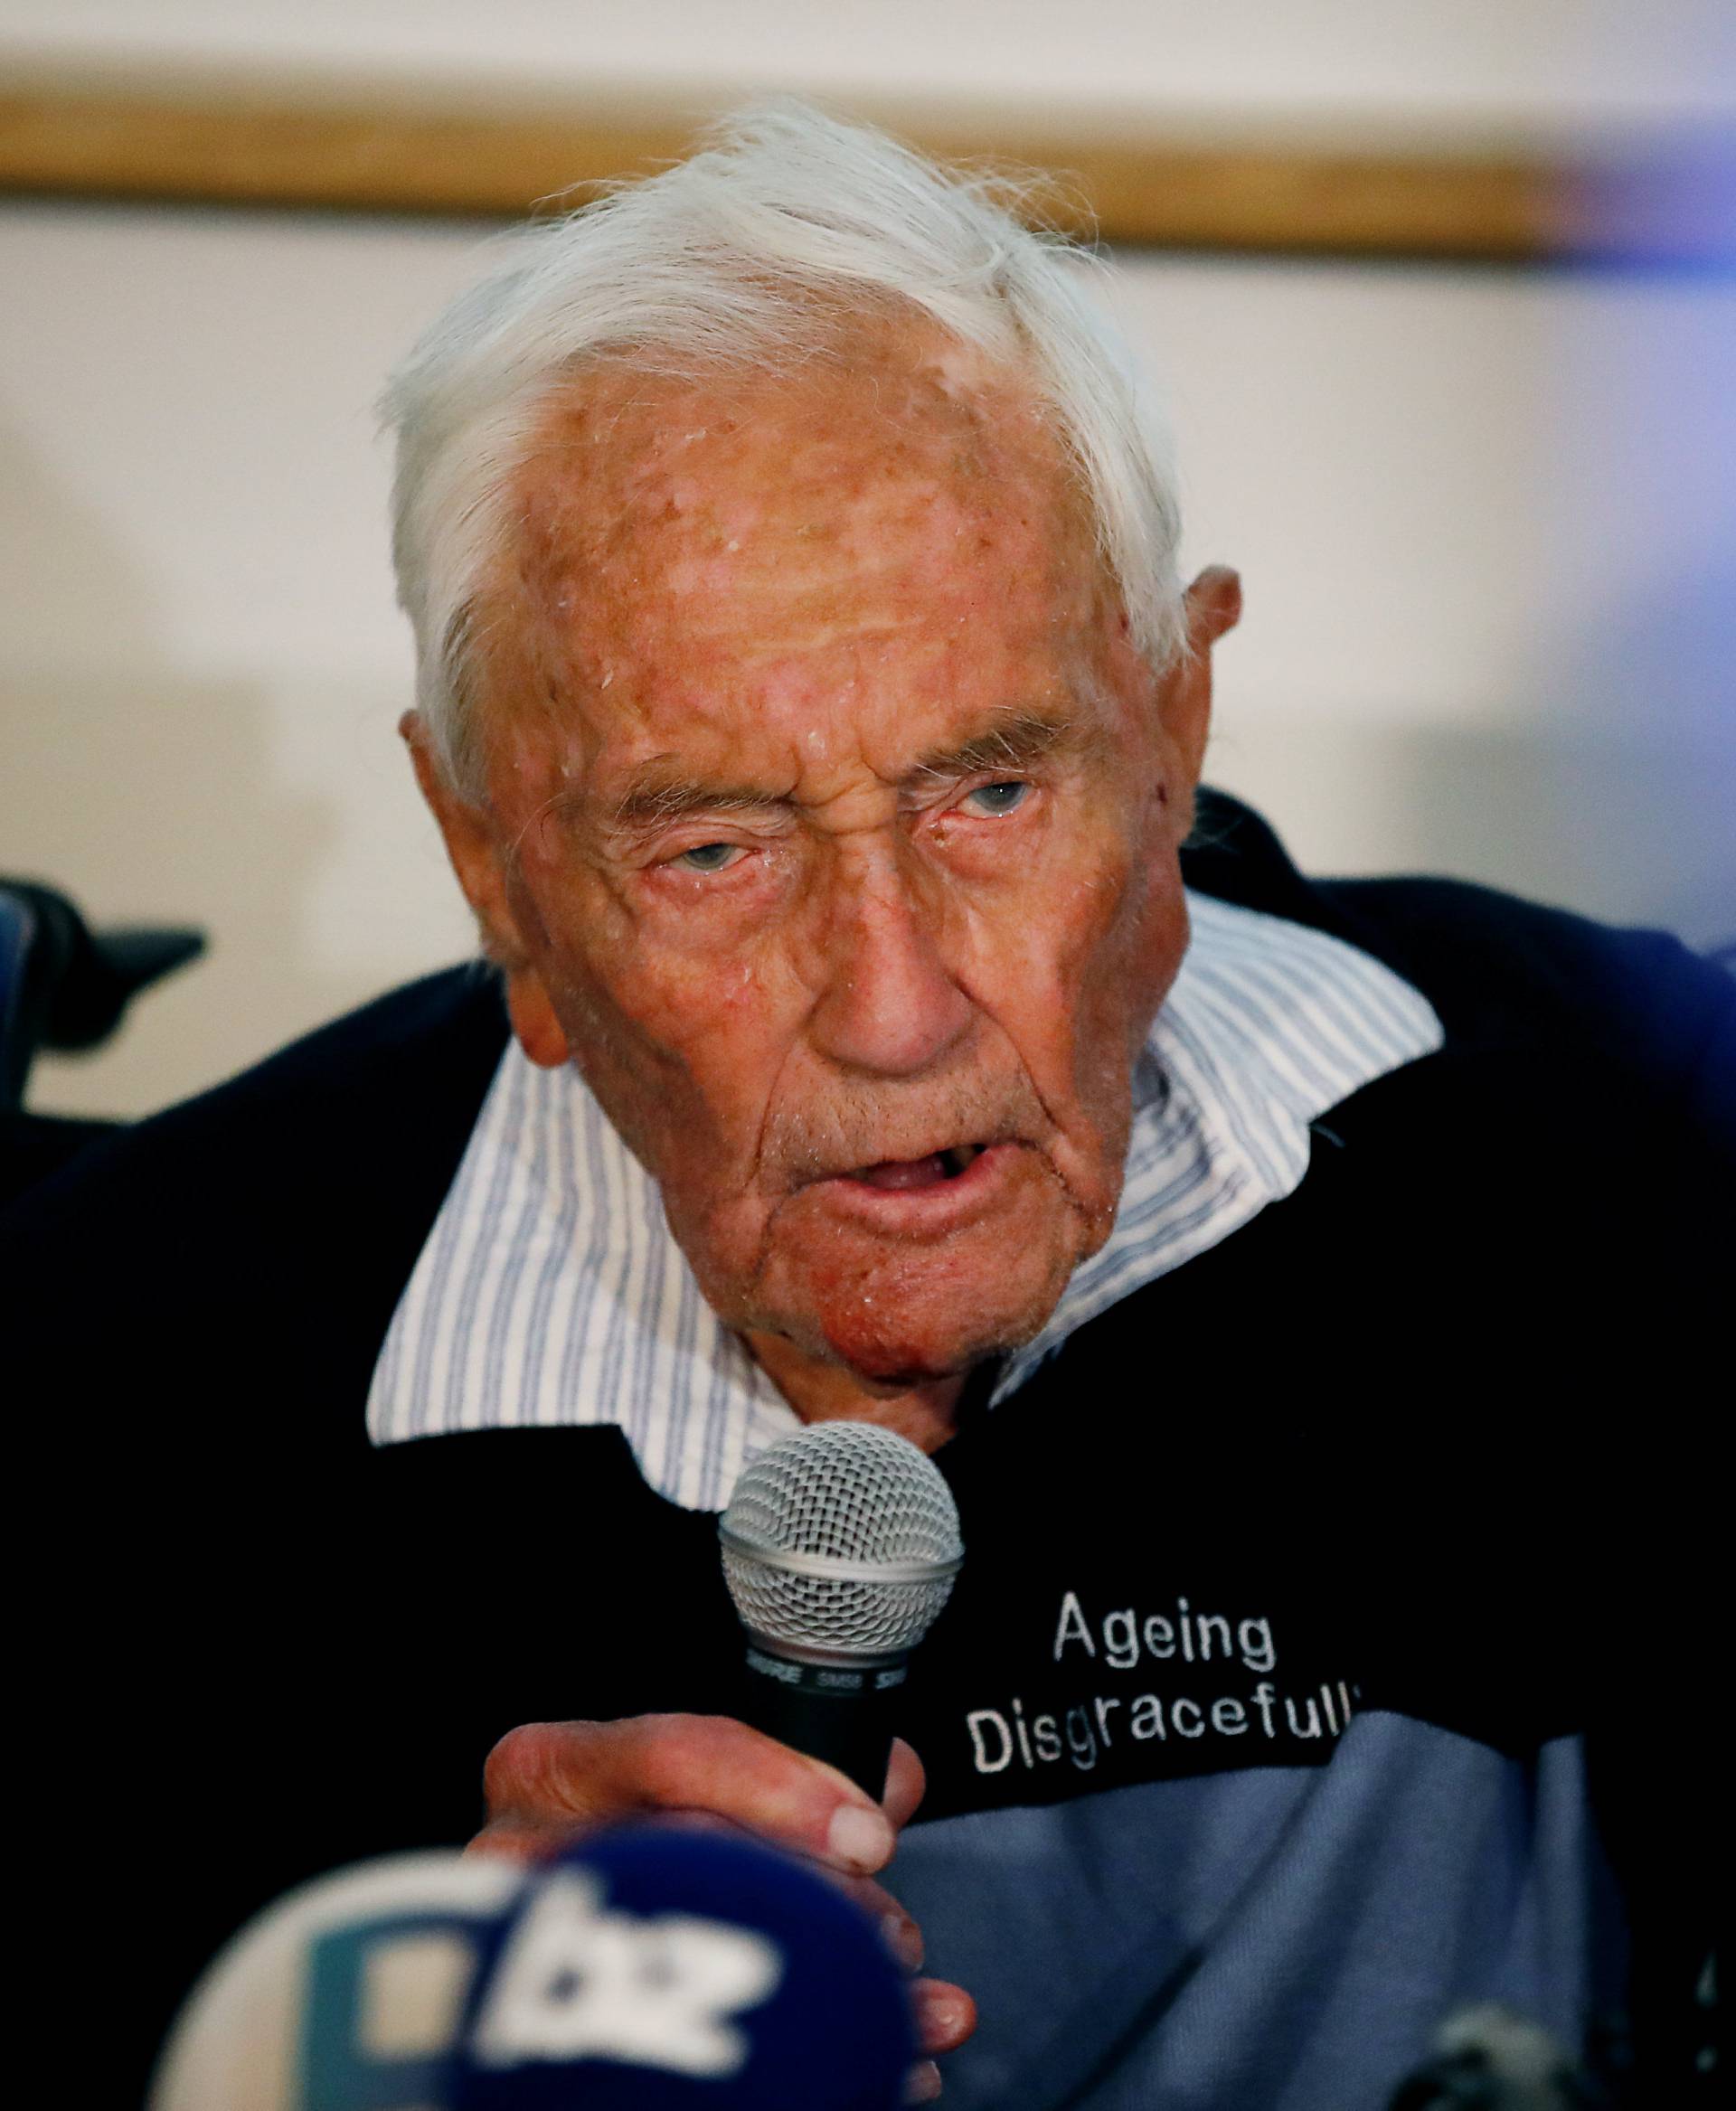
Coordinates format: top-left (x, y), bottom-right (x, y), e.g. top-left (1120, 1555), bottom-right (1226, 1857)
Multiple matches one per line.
top-left (4, 3), bottom-right (1732, 1117)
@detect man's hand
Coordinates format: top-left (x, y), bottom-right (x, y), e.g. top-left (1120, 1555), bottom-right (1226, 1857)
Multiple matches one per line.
top-left (473, 1715), bottom-right (976, 2101)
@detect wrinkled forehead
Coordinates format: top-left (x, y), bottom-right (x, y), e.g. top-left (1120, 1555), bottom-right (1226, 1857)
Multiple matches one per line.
top-left (473, 322), bottom-right (1123, 790)
top-left (507, 326), bottom-right (1102, 611)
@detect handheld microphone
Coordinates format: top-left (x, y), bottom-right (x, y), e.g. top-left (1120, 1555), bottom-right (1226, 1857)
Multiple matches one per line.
top-left (451, 1824), bottom-right (915, 2108)
top-left (719, 1421), bottom-right (964, 1795)
top-left (148, 1852), bottom-right (525, 2111)
top-left (150, 1827), bottom-right (914, 2111)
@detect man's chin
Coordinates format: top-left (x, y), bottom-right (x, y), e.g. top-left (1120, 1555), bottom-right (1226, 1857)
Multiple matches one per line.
top-left (766, 1298), bottom-right (1035, 1392)
top-left (813, 1325), bottom-right (986, 1393)
top-left (749, 1208), bottom-right (1082, 1390)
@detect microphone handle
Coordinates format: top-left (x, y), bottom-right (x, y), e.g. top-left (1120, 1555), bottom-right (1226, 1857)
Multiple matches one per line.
top-left (738, 1645), bottom-right (905, 1797)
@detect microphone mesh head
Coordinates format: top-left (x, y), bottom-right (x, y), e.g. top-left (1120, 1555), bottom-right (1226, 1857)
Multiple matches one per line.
top-left (721, 1422), bottom-right (963, 1657)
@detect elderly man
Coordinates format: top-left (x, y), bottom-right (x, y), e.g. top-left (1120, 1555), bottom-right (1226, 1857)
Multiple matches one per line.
top-left (7, 106), bottom-right (1728, 2108)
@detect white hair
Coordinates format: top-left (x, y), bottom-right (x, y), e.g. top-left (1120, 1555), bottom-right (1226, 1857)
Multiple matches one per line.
top-left (382, 100), bottom-right (1185, 794)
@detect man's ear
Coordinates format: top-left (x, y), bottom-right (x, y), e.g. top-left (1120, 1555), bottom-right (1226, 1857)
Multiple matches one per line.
top-left (401, 712), bottom-right (571, 1068)
top-left (1153, 565), bottom-right (1241, 812)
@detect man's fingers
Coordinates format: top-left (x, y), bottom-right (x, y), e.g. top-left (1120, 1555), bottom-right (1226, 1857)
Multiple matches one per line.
top-left (882, 1737), bottom-right (927, 1829)
top-left (462, 1816), bottom-right (562, 1865)
top-left (913, 1977), bottom-right (976, 2054)
top-left (468, 1747), bottom-right (972, 2087)
top-left (904, 1981), bottom-right (979, 2105)
top-left (804, 1866), bottom-right (926, 1973)
top-left (472, 1810), bottom-right (940, 1988)
top-left (480, 1714), bottom-right (896, 1874)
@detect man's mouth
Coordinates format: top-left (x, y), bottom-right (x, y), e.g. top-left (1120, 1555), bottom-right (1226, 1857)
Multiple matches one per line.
top-left (795, 1139), bottom-right (1031, 1238)
top-left (845, 1145), bottom-right (989, 1192)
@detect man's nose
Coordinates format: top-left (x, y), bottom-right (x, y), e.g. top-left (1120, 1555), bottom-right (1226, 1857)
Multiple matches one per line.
top-left (806, 857), bottom-right (974, 1078)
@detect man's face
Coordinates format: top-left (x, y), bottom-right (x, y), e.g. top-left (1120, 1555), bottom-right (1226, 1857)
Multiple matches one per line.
top-left (432, 336), bottom-right (1222, 1392)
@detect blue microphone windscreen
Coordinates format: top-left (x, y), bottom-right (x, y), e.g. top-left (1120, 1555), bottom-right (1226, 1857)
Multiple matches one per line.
top-left (449, 1825), bottom-right (914, 2110)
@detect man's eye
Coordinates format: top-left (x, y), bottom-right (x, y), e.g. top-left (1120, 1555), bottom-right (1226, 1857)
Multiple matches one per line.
top-left (962, 780), bottom-right (1031, 817)
top-left (672, 842), bottom-right (745, 873)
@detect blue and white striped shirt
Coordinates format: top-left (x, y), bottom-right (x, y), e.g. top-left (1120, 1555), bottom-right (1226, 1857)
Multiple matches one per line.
top-left (368, 892), bottom-right (1442, 1507)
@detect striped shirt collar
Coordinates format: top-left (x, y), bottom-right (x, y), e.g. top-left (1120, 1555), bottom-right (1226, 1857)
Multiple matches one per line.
top-left (368, 891), bottom-right (1442, 1509)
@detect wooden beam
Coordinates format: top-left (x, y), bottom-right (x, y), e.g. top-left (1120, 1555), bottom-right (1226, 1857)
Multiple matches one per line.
top-left (0, 80), bottom-right (1711, 265)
